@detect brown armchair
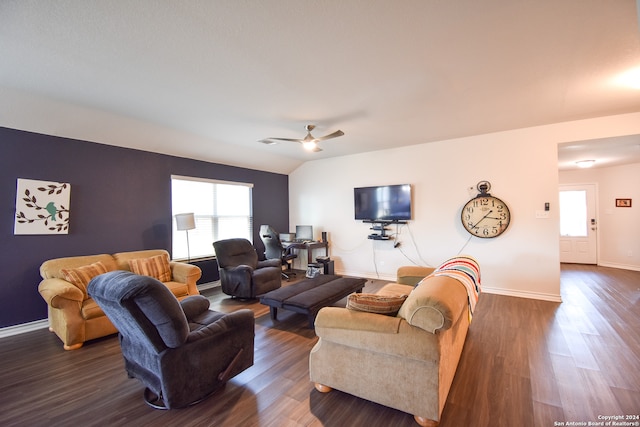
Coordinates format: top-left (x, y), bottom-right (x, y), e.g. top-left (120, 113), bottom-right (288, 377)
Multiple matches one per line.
top-left (213, 238), bottom-right (282, 299)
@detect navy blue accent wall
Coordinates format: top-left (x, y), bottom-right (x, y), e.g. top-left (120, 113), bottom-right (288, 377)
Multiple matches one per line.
top-left (0, 127), bottom-right (290, 327)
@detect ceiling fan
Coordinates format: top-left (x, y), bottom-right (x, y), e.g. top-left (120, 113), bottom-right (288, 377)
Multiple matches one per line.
top-left (259, 124), bottom-right (344, 152)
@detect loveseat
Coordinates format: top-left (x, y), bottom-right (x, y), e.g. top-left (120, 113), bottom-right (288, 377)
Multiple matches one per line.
top-left (309, 256), bottom-right (480, 427)
top-left (38, 249), bottom-right (202, 350)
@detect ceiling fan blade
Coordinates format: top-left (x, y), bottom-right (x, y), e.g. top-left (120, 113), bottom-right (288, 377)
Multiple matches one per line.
top-left (268, 137), bottom-right (304, 142)
top-left (312, 146), bottom-right (323, 152)
top-left (258, 139), bottom-right (278, 145)
top-left (315, 130), bottom-right (344, 141)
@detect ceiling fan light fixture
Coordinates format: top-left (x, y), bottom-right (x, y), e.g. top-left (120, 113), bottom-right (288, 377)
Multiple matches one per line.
top-left (258, 124), bottom-right (343, 152)
top-left (576, 159), bottom-right (596, 168)
top-left (302, 140), bottom-right (317, 151)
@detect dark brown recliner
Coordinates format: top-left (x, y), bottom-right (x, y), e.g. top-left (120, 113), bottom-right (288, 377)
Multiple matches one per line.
top-left (88, 270), bottom-right (255, 409)
top-left (213, 238), bottom-right (282, 298)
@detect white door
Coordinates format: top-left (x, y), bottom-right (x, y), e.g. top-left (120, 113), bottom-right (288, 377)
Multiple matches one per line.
top-left (559, 184), bottom-right (597, 264)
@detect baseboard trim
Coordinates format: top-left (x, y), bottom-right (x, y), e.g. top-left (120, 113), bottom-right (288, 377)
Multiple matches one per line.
top-left (598, 261), bottom-right (640, 272)
top-left (337, 270), bottom-right (396, 282)
top-left (482, 286), bottom-right (562, 302)
top-left (197, 281), bottom-right (220, 291)
top-left (2, 283), bottom-right (220, 339)
top-left (340, 269), bottom-right (563, 302)
top-left (0, 319), bottom-right (49, 339)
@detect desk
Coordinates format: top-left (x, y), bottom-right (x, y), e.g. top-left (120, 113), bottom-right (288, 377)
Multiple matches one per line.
top-left (283, 241), bottom-right (328, 265)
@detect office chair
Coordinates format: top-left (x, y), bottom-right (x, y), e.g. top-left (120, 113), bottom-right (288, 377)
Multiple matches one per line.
top-left (259, 224), bottom-right (298, 280)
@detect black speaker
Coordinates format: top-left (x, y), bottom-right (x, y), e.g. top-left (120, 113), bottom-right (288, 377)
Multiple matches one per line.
top-left (321, 231), bottom-right (327, 242)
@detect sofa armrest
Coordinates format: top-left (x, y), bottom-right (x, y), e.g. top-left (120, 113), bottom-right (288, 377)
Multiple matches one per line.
top-left (396, 266), bottom-right (436, 286)
top-left (315, 307), bottom-right (439, 362)
top-left (187, 309), bottom-right (254, 342)
top-left (257, 259), bottom-right (281, 269)
top-left (170, 261), bottom-right (202, 295)
top-left (220, 265), bottom-right (253, 288)
top-left (38, 278), bottom-right (84, 307)
top-left (397, 275), bottom-right (468, 333)
top-left (180, 295), bottom-right (210, 320)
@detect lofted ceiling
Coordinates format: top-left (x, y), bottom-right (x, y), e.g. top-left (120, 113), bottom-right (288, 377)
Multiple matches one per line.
top-left (1, 1), bottom-right (640, 175)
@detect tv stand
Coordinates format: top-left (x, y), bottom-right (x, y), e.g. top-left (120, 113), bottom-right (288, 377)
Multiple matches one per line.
top-left (368, 234), bottom-right (391, 240)
top-left (363, 220), bottom-right (406, 240)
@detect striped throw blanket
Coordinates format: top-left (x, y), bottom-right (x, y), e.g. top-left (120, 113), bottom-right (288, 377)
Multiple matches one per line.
top-left (429, 255), bottom-right (481, 322)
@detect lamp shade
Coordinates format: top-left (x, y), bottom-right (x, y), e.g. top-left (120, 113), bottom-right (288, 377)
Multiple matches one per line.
top-left (175, 213), bottom-right (196, 231)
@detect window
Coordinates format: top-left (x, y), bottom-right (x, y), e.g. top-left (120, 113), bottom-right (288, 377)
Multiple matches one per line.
top-left (171, 175), bottom-right (253, 260)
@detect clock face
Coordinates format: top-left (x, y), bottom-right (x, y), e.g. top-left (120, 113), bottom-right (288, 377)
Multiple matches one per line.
top-left (461, 196), bottom-right (511, 238)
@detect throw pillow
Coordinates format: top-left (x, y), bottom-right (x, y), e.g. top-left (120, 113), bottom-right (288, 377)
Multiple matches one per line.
top-left (129, 254), bottom-right (172, 282)
top-left (61, 261), bottom-right (109, 299)
top-left (346, 293), bottom-right (408, 316)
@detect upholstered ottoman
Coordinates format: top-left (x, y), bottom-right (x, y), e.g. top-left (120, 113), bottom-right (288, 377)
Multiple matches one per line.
top-left (259, 275), bottom-right (366, 327)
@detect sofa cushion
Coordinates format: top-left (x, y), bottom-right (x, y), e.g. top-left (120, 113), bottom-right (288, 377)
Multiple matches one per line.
top-left (347, 293), bottom-right (408, 316)
top-left (396, 266), bottom-right (436, 286)
top-left (61, 261), bottom-right (109, 299)
top-left (377, 283), bottom-right (414, 297)
top-left (81, 297), bottom-right (105, 320)
top-left (129, 254), bottom-right (172, 282)
top-left (163, 281), bottom-right (190, 299)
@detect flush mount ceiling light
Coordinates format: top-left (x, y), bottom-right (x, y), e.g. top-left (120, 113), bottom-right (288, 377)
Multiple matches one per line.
top-left (576, 160), bottom-right (596, 168)
top-left (612, 66), bottom-right (640, 89)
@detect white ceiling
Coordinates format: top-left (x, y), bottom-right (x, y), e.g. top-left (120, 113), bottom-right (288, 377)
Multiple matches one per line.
top-left (1, 1), bottom-right (640, 174)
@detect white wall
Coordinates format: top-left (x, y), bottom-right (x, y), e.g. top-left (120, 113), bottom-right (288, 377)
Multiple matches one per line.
top-left (560, 162), bottom-right (640, 271)
top-left (289, 112), bottom-right (640, 302)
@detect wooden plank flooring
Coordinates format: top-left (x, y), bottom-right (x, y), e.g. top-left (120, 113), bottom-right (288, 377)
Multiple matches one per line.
top-left (0, 265), bottom-right (638, 426)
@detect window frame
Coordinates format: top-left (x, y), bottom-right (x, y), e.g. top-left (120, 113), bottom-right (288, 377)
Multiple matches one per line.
top-left (171, 175), bottom-right (254, 260)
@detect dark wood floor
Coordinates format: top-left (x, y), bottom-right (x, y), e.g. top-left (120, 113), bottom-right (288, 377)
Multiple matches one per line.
top-left (1, 265), bottom-right (638, 427)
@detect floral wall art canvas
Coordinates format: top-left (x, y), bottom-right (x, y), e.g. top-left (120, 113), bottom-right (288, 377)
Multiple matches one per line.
top-left (14, 178), bottom-right (71, 235)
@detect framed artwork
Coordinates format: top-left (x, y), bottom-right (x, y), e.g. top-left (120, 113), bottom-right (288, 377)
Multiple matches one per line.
top-left (615, 198), bottom-right (632, 208)
top-left (14, 178), bottom-right (71, 235)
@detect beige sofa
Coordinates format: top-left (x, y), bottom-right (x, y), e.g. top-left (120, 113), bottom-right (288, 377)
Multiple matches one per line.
top-left (310, 259), bottom-right (480, 427)
top-left (39, 249), bottom-right (202, 350)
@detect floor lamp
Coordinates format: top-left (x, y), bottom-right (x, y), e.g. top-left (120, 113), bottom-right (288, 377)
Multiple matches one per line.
top-left (175, 213), bottom-right (196, 262)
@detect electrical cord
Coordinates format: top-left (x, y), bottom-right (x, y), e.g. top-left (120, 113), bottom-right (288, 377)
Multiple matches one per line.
top-left (457, 234), bottom-right (474, 255)
top-left (371, 239), bottom-right (380, 278)
top-left (403, 222), bottom-right (433, 266)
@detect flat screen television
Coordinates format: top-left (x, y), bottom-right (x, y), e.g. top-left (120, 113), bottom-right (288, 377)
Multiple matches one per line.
top-left (354, 184), bottom-right (412, 222)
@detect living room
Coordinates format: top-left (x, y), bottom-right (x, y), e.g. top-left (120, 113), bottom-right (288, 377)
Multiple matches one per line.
top-left (1, 2), bottom-right (640, 426)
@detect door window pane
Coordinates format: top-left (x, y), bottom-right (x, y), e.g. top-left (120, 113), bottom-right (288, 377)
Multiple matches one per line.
top-left (559, 190), bottom-right (587, 237)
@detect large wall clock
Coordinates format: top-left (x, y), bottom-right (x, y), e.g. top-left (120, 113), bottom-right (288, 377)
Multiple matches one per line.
top-left (461, 181), bottom-right (511, 238)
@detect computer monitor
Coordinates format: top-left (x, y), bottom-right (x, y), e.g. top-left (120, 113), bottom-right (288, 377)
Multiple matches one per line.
top-left (295, 225), bottom-right (313, 241)
top-left (279, 233), bottom-right (295, 242)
